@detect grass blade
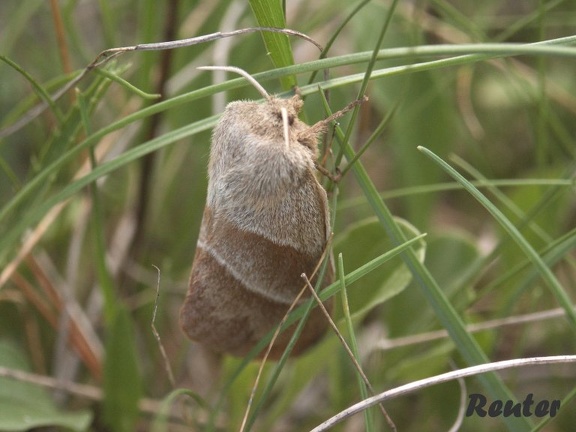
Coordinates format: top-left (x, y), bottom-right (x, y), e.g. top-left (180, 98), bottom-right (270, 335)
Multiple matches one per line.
top-left (418, 146), bottom-right (576, 330)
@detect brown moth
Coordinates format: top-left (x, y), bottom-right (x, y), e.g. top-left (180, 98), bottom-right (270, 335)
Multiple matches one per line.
top-left (180, 66), bottom-right (346, 359)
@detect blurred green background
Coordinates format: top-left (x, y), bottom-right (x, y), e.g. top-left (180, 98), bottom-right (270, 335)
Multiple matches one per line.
top-left (1, 0), bottom-right (575, 431)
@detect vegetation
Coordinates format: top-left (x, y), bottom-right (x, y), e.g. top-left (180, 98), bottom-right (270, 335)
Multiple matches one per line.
top-left (0, 0), bottom-right (575, 431)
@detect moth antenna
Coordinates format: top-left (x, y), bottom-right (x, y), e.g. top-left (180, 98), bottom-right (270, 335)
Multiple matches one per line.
top-left (280, 107), bottom-right (290, 149)
top-left (308, 96), bottom-right (369, 135)
top-left (198, 66), bottom-right (271, 100)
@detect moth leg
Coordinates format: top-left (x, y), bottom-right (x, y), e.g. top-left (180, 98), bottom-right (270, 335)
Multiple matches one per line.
top-left (314, 161), bottom-right (341, 183)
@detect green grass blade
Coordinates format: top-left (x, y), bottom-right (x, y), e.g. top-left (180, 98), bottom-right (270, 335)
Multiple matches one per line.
top-left (0, 55), bottom-right (63, 124)
top-left (103, 307), bottom-right (142, 432)
top-left (330, 128), bottom-right (532, 430)
top-left (0, 116), bottom-right (217, 267)
top-left (248, 0), bottom-right (296, 89)
top-left (418, 146), bottom-right (576, 329)
top-left (338, 253), bottom-right (375, 431)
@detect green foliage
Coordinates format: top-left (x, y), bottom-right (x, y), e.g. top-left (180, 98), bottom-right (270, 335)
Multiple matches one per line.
top-left (334, 217), bottom-right (424, 319)
top-left (103, 307), bottom-right (143, 432)
top-left (1, 0), bottom-right (576, 431)
top-left (249, 0), bottom-right (297, 89)
top-left (0, 341), bottom-right (92, 431)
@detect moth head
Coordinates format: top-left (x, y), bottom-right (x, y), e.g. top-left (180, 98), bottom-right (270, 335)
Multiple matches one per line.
top-left (266, 96), bottom-right (316, 152)
top-left (199, 66), bottom-right (319, 154)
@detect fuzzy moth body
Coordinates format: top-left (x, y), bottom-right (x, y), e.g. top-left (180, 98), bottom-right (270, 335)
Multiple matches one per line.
top-left (179, 67), bottom-right (334, 359)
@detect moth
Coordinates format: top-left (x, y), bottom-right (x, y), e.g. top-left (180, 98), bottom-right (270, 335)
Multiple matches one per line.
top-left (180, 66), bottom-right (357, 359)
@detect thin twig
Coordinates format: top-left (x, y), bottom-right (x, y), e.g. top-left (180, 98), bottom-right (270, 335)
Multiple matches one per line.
top-left (0, 365), bottom-right (101, 399)
top-left (310, 355), bottom-right (576, 432)
top-left (238, 238), bottom-right (333, 432)
top-left (375, 306), bottom-right (573, 351)
top-left (301, 273), bottom-right (397, 431)
top-left (237, 284), bottom-right (308, 432)
top-left (0, 365), bottom-right (162, 414)
top-left (151, 265), bottom-right (175, 387)
top-left (92, 28), bottom-right (322, 64)
top-left (0, 27), bottom-right (322, 139)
